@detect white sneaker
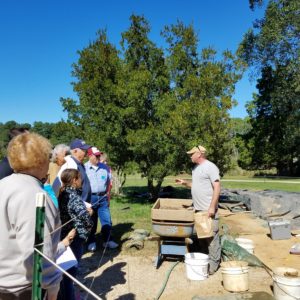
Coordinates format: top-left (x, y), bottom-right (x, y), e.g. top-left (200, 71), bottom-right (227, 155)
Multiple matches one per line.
top-left (87, 242), bottom-right (96, 252)
top-left (103, 240), bottom-right (119, 249)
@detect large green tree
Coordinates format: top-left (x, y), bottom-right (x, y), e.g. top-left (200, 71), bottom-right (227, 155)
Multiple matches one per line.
top-left (61, 15), bottom-right (244, 199)
top-left (122, 17), bottom-right (244, 198)
top-left (120, 15), bottom-right (173, 198)
top-left (239, 0), bottom-right (300, 175)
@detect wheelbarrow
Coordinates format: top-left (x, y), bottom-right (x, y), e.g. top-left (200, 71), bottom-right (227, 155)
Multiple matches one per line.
top-left (151, 198), bottom-right (195, 268)
top-left (152, 220), bottom-right (194, 268)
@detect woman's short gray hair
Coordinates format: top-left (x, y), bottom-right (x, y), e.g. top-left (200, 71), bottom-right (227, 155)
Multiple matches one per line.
top-left (51, 144), bottom-right (70, 162)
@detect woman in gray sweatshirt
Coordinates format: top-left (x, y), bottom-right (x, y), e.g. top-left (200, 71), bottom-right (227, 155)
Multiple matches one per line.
top-left (0, 133), bottom-right (62, 300)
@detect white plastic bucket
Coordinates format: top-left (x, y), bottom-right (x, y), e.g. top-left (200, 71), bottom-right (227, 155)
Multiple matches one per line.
top-left (185, 252), bottom-right (209, 280)
top-left (221, 261), bottom-right (249, 292)
top-left (273, 267), bottom-right (300, 300)
top-left (235, 237), bottom-right (255, 254)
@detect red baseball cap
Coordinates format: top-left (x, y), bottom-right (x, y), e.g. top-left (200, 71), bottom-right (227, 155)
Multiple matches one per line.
top-left (87, 147), bottom-right (102, 157)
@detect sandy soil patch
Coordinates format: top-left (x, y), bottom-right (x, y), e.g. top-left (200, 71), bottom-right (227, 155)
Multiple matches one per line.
top-left (78, 211), bottom-right (300, 300)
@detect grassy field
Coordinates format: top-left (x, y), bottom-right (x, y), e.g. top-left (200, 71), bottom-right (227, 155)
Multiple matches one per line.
top-left (123, 174), bottom-right (300, 192)
top-left (109, 174), bottom-right (300, 243)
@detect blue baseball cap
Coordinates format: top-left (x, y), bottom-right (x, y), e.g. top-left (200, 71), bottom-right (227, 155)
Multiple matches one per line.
top-left (70, 139), bottom-right (91, 150)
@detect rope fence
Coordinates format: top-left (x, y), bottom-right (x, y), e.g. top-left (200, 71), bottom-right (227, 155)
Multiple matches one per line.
top-left (34, 248), bottom-right (103, 300)
top-left (32, 193), bottom-right (109, 300)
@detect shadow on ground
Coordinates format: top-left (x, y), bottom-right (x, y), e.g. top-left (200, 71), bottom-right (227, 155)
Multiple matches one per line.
top-left (83, 262), bottom-right (135, 300)
top-left (120, 185), bottom-right (192, 203)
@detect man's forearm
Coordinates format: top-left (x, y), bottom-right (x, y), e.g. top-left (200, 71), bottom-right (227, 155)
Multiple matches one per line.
top-left (183, 180), bottom-right (192, 188)
top-left (175, 178), bottom-right (192, 188)
top-left (210, 181), bottom-right (221, 211)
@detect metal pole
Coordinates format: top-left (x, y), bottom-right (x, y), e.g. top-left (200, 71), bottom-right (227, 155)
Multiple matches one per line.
top-left (32, 193), bottom-right (46, 300)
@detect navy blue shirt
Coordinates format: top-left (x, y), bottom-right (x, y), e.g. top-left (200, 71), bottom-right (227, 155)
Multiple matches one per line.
top-left (72, 157), bottom-right (92, 204)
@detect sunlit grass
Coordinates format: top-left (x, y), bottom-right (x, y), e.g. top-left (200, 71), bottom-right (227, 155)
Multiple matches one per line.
top-left (109, 173), bottom-right (299, 243)
top-left (122, 173), bottom-right (300, 193)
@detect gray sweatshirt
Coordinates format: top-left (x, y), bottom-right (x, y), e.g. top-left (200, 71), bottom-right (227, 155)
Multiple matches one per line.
top-left (0, 173), bottom-right (62, 293)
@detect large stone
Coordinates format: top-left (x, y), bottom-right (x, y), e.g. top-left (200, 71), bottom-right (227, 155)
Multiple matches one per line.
top-left (220, 189), bottom-right (300, 229)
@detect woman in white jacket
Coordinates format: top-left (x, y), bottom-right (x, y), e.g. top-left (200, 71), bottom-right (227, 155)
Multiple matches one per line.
top-left (0, 133), bottom-right (62, 300)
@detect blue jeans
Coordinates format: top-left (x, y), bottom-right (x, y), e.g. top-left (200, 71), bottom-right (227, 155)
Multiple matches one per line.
top-left (58, 237), bottom-right (83, 300)
top-left (88, 194), bottom-right (112, 244)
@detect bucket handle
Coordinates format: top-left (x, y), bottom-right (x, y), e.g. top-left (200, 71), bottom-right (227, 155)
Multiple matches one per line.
top-left (222, 266), bottom-right (249, 272)
top-left (274, 279), bottom-right (300, 300)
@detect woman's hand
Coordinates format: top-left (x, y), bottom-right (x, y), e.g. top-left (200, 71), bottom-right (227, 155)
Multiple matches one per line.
top-left (87, 207), bottom-right (94, 216)
top-left (62, 228), bottom-right (76, 247)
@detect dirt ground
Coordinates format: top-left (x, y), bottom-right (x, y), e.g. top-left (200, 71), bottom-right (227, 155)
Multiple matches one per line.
top-left (78, 210), bottom-right (300, 300)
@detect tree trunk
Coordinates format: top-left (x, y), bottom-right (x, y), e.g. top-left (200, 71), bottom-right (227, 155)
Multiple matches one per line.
top-left (147, 178), bottom-right (163, 202)
top-left (112, 168), bottom-right (126, 195)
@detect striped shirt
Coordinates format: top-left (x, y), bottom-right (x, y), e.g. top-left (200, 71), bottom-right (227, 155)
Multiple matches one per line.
top-left (84, 161), bottom-right (111, 194)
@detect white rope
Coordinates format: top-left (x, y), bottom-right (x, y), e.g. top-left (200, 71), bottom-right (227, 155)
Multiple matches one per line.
top-left (35, 194), bottom-right (107, 247)
top-left (35, 193), bottom-right (110, 299)
top-left (34, 248), bottom-right (103, 300)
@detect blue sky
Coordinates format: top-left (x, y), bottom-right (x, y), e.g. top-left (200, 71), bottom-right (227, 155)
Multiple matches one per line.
top-left (0, 1), bottom-right (265, 125)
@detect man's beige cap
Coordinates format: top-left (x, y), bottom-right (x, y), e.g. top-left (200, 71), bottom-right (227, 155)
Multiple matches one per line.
top-left (186, 145), bottom-right (207, 155)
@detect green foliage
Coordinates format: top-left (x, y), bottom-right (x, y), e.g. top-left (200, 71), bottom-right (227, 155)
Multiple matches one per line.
top-left (50, 121), bottom-right (78, 145)
top-left (230, 118), bottom-right (252, 136)
top-left (61, 30), bottom-right (131, 177)
top-left (240, 0), bottom-right (300, 69)
top-left (162, 25), bottom-right (245, 175)
top-left (0, 121), bottom-right (77, 160)
top-left (238, 0), bottom-right (300, 175)
top-left (229, 118), bottom-right (253, 170)
top-left (31, 121), bottom-right (78, 146)
top-left (162, 21), bottom-right (199, 89)
top-left (61, 15), bottom-right (245, 199)
top-left (249, 0), bottom-right (264, 10)
top-left (0, 121), bottom-right (31, 159)
top-left (121, 15), bottom-right (174, 198)
top-left (31, 122), bottom-right (54, 139)
top-left (246, 65), bottom-right (300, 174)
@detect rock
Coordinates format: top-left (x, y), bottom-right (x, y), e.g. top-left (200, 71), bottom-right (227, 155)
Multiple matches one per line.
top-left (221, 189), bottom-right (300, 229)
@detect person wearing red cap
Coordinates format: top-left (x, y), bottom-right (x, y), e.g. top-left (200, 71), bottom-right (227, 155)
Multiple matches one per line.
top-left (85, 147), bottom-right (118, 251)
